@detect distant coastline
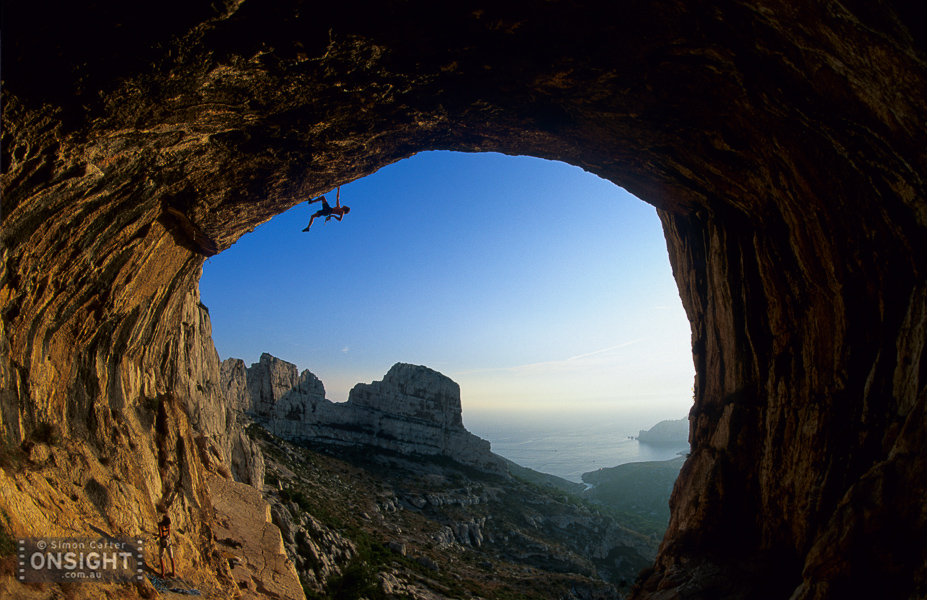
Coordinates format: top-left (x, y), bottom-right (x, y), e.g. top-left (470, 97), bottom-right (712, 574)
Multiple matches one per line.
top-left (466, 410), bottom-right (691, 483)
top-left (636, 417), bottom-right (689, 445)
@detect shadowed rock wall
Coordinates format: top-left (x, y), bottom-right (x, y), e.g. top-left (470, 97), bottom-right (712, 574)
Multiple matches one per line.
top-left (2, 1), bottom-right (925, 598)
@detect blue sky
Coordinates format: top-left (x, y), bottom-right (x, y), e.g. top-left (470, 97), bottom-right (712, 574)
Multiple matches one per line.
top-left (199, 151), bottom-right (694, 420)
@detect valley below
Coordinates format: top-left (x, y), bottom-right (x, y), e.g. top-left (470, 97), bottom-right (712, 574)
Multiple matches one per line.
top-left (244, 423), bottom-right (664, 600)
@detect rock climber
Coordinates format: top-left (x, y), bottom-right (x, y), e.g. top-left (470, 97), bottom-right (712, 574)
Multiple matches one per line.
top-left (158, 515), bottom-right (176, 578)
top-left (302, 186), bottom-right (350, 231)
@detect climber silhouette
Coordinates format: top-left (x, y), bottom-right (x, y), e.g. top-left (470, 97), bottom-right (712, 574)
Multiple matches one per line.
top-left (302, 187), bottom-right (350, 231)
top-left (158, 515), bottom-right (176, 578)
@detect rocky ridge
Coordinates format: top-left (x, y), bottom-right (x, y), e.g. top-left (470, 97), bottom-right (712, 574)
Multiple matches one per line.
top-left (220, 354), bottom-right (507, 475)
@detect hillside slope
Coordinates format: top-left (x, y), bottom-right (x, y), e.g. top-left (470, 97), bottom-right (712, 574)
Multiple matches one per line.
top-left (582, 456), bottom-right (687, 538)
top-left (249, 424), bottom-right (658, 599)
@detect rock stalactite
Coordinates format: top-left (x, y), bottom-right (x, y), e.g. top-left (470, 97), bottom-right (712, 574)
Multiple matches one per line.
top-left (2, 2), bottom-right (925, 598)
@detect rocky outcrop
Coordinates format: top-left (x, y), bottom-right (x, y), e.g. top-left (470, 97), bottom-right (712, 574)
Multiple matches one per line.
top-left (229, 428), bottom-right (266, 488)
top-left (3, 2), bottom-right (926, 598)
top-left (273, 506), bottom-right (356, 593)
top-left (453, 518), bottom-right (487, 547)
top-left (209, 474), bottom-right (304, 600)
top-left (222, 354), bottom-right (327, 420)
top-left (221, 355), bottom-right (506, 475)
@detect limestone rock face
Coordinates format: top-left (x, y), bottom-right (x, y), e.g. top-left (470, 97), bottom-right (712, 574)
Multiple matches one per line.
top-left (221, 356), bottom-right (507, 475)
top-left (221, 354), bottom-right (327, 422)
top-left (348, 363), bottom-right (464, 429)
top-left (220, 357), bottom-right (251, 413)
top-left (229, 428), bottom-right (266, 488)
top-left (209, 475), bottom-right (304, 600)
top-left (3, 2), bottom-right (926, 598)
top-left (276, 507), bottom-right (357, 594)
top-left (248, 353), bottom-right (325, 418)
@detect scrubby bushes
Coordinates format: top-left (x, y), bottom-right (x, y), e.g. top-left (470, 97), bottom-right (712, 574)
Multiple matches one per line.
top-left (324, 556), bottom-right (386, 600)
top-left (279, 487), bottom-right (313, 513)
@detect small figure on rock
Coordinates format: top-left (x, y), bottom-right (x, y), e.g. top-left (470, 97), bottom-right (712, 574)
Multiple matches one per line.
top-left (158, 515), bottom-right (176, 578)
top-left (302, 186), bottom-right (350, 231)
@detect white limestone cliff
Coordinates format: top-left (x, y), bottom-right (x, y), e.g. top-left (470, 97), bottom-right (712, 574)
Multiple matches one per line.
top-left (220, 355), bottom-right (507, 475)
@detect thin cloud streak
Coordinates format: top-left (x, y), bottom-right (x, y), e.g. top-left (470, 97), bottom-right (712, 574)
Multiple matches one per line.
top-left (454, 339), bottom-right (647, 377)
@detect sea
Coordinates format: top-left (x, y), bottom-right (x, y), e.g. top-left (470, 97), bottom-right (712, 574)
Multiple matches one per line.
top-left (464, 409), bottom-right (690, 483)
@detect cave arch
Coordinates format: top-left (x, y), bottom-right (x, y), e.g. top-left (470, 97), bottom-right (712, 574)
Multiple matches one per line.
top-left (199, 150), bottom-right (694, 411)
top-left (2, 2), bottom-right (925, 599)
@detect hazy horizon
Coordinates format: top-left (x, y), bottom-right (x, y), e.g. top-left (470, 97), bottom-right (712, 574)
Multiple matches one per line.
top-left (465, 406), bottom-right (689, 482)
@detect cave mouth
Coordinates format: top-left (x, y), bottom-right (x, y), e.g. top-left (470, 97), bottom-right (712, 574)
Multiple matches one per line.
top-left (3, 2), bottom-right (926, 598)
top-left (200, 150), bottom-right (696, 466)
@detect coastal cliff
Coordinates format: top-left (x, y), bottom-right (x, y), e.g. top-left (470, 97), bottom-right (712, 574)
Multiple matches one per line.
top-left (220, 354), bottom-right (507, 475)
top-left (636, 418), bottom-right (689, 445)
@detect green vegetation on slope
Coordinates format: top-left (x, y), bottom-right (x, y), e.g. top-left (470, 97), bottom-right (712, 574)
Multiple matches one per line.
top-left (500, 457), bottom-right (586, 495)
top-left (253, 429), bottom-right (655, 599)
top-left (582, 455), bottom-right (686, 538)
